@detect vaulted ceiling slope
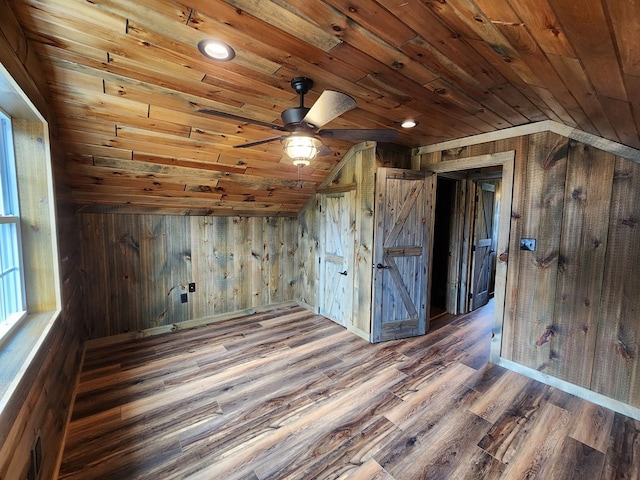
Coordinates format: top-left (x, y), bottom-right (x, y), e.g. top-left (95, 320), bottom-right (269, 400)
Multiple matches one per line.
top-left (7, 0), bottom-right (640, 216)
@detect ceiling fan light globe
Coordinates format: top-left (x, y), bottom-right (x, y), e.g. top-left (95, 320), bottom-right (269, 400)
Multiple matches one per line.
top-left (292, 158), bottom-right (311, 167)
top-left (282, 135), bottom-right (321, 165)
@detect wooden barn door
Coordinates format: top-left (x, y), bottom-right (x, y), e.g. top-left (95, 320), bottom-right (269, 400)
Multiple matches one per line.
top-left (470, 182), bottom-right (496, 310)
top-left (372, 169), bottom-right (434, 342)
top-left (318, 191), bottom-right (354, 326)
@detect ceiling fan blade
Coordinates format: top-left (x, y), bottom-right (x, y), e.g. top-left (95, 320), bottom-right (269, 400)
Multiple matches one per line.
top-left (319, 129), bottom-right (398, 142)
top-left (317, 143), bottom-right (332, 157)
top-left (233, 135), bottom-right (285, 148)
top-left (199, 108), bottom-right (287, 132)
top-left (302, 90), bottom-right (356, 128)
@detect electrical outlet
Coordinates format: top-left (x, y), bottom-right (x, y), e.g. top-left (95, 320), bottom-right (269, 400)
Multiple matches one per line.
top-left (180, 293), bottom-right (188, 303)
top-left (520, 238), bottom-right (536, 251)
top-left (188, 282), bottom-right (196, 293)
top-left (28, 434), bottom-right (42, 480)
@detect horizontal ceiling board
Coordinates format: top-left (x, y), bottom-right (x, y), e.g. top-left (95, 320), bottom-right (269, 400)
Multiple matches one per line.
top-left (5, 0), bottom-right (640, 214)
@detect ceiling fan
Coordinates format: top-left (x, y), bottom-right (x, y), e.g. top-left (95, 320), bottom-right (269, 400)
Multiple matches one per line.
top-left (199, 77), bottom-right (398, 166)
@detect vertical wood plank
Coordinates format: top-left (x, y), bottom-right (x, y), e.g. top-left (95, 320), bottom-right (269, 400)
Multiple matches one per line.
top-left (232, 217), bottom-right (247, 310)
top-left (108, 214), bottom-right (142, 333)
top-left (191, 216), bottom-right (211, 319)
top-left (138, 215), bottom-right (168, 328)
top-left (354, 146), bottom-right (376, 336)
top-left (500, 136), bottom-right (529, 359)
top-left (270, 217), bottom-right (284, 304)
top-left (509, 132), bottom-right (569, 371)
top-left (295, 195), bottom-right (318, 309)
top-left (282, 217), bottom-right (296, 302)
top-left (548, 143), bottom-right (614, 387)
top-left (248, 218), bottom-right (261, 310)
top-left (591, 157), bottom-right (640, 407)
top-left (80, 213), bottom-right (110, 337)
top-left (166, 214), bottom-right (192, 322)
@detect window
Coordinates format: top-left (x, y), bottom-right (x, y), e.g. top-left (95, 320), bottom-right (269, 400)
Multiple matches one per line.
top-left (0, 109), bottom-right (25, 339)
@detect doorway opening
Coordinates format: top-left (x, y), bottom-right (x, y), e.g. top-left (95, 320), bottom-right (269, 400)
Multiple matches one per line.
top-left (429, 169), bottom-right (502, 319)
top-left (430, 177), bottom-right (454, 319)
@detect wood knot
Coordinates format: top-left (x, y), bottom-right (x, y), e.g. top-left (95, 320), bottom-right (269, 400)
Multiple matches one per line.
top-left (536, 326), bottom-right (556, 346)
top-left (535, 252), bottom-right (557, 269)
top-left (613, 169), bottom-right (631, 180)
top-left (616, 340), bottom-right (634, 361)
top-left (557, 254), bottom-right (570, 272)
top-left (622, 217), bottom-right (637, 228)
top-left (571, 188), bottom-right (583, 200)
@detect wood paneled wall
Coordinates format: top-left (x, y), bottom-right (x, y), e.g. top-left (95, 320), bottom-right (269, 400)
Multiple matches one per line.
top-left (416, 131), bottom-right (640, 411)
top-left (80, 214), bottom-right (297, 338)
top-left (0, 2), bottom-right (83, 479)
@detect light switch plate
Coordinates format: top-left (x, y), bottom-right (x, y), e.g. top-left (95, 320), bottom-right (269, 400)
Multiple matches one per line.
top-left (520, 238), bottom-right (536, 251)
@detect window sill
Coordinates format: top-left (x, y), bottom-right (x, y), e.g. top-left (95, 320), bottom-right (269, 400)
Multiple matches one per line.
top-left (0, 310), bottom-right (60, 414)
top-left (0, 310), bottom-right (27, 344)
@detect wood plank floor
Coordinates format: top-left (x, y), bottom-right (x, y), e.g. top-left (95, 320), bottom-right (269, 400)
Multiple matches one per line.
top-left (59, 301), bottom-right (640, 479)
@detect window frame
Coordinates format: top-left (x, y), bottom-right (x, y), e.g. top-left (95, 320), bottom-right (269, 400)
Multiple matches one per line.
top-left (0, 109), bottom-right (27, 341)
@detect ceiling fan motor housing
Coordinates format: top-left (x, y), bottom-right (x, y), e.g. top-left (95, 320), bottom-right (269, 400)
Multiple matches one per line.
top-left (281, 107), bottom-right (311, 129)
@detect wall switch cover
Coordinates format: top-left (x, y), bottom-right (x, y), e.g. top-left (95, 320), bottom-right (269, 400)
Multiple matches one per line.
top-left (188, 282), bottom-right (196, 292)
top-left (520, 238), bottom-right (536, 251)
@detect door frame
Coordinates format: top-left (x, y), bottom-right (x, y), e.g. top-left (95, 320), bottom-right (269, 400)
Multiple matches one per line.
top-left (423, 151), bottom-right (515, 363)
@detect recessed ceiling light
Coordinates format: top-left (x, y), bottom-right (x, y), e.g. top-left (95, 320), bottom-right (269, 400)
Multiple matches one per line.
top-left (198, 39), bottom-right (235, 61)
top-left (401, 119), bottom-right (418, 128)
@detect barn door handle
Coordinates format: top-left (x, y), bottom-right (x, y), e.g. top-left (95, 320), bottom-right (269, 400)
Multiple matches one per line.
top-left (376, 263), bottom-right (389, 269)
top-left (338, 270), bottom-right (348, 276)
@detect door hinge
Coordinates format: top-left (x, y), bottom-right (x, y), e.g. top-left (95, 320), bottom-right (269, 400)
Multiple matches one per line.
top-left (471, 245), bottom-right (476, 252)
top-left (468, 293), bottom-right (473, 299)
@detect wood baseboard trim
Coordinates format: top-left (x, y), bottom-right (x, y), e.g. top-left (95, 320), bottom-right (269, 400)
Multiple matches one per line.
top-left (496, 357), bottom-right (640, 421)
top-left (84, 301), bottom-right (298, 349)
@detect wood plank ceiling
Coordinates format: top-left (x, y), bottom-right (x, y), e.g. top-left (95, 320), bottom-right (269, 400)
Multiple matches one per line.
top-left (7, 0), bottom-right (640, 216)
